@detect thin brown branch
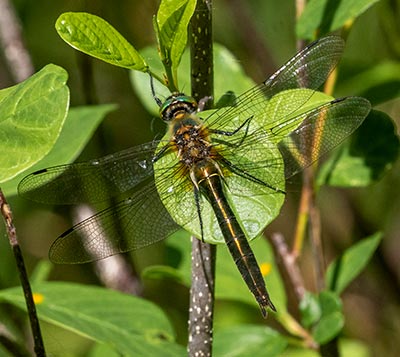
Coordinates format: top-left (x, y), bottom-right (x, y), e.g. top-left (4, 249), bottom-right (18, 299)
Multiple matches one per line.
top-left (270, 232), bottom-right (306, 305)
top-left (0, 189), bottom-right (46, 356)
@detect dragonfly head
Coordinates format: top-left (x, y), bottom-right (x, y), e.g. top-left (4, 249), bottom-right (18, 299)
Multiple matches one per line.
top-left (160, 93), bottom-right (198, 122)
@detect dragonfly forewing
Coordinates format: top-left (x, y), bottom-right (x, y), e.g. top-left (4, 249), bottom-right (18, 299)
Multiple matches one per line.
top-left (18, 141), bottom-right (161, 204)
top-left (205, 36), bottom-right (345, 132)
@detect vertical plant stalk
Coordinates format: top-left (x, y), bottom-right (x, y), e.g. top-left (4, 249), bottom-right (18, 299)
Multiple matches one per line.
top-left (0, 190), bottom-right (46, 357)
top-left (188, 1), bottom-right (215, 356)
top-left (293, 3), bottom-right (341, 355)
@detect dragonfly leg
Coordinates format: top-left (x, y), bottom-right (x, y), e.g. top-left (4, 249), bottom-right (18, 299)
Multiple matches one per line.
top-left (210, 115), bottom-right (253, 137)
top-left (193, 185), bottom-right (205, 242)
top-left (219, 157), bottom-right (286, 194)
top-left (152, 142), bottom-right (172, 163)
top-left (149, 72), bottom-right (163, 108)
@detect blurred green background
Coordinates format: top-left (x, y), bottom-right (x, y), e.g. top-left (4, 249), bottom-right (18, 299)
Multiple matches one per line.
top-left (0, 0), bottom-right (399, 356)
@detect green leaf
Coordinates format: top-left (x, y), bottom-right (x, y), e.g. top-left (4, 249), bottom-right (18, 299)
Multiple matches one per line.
top-left (56, 12), bottom-right (147, 71)
top-left (142, 265), bottom-right (187, 284)
top-left (156, 0), bottom-right (196, 70)
top-left (296, 0), bottom-right (380, 39)
top-left (313, 311), bottom-right (344, 344)
top-left (326, 232), bottom-right (383, 294)
top-left (154, 89), bottom-right (333, 246)
top-left (2, 104), bottom-right (116, 196)
top-left (299, 291), bottom-right (321, 328)
top-left (312, 292), bottom-right (344, 344)
top-left (213, 325), bottom-right (287, 357)
top-left (300, 291), bottom-right (344, 343)
top-left (0, 64), bottom-right (69, 183)
top-left (318, 111), bottom-right (399, 187)
top-left (0, 282), bottom-right (185, 356)
top-left (339, 339), bottom-right (371, 357)
top-left (89, 343), bottom-right (121, 357)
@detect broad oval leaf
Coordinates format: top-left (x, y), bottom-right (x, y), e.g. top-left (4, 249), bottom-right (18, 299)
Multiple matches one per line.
top-left (154, 130), bottom-right (285, 245)
top-left (296, 0), bottom-right (380, 39)
top-left (154, 89), bottom-right (332, 245)
top-left (3, 104), bottom-right (116, 196)
top-left (0, 282), bottom-right (185, 356)
top-left (326, 232), bottom-right (383, 294)
top-left (299, 291), bottom-right (321, 328)
top-left (313, 311), bottom-right (344, 344)
top-left (56, 12), bottom-right (147, 71)
top-left (0, 64), bottom-right (69, 183)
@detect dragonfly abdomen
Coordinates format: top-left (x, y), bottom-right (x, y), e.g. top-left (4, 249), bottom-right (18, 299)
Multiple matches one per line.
top-left (192, 159), bottom-right (276, 317)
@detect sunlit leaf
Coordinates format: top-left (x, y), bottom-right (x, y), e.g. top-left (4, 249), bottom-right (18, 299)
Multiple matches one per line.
top-left (0, 64), bottom-right (69, 183)
top-left (0, 282), bottom-right (185, 356)
top-left (3, 104), bottom-right (116, 196)
top-left (56, 12), bottom-right (147, 71)
top-left (156, 0), bottom-right (196, 70)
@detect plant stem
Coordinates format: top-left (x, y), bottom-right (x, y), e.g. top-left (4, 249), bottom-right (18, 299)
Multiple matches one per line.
top-left (0, 189), bottom-right (46, 356)
top-left (188, 1), bottom-right (215, 356)
top-left (270, 233), bottom-right (305, 304)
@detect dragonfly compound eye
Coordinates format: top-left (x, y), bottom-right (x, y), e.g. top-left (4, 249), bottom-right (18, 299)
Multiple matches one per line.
top-left (160, 93), bottom-right (198, 121)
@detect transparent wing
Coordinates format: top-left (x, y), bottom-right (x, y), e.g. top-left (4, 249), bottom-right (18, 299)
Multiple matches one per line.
top-left (205, 36), bottom-right (345, 132)
top-left (278, 97), bottom-right (371, 179)
top-left (214, 96), bottom-right (371, 193)
top-left (49, 182), bottom-right (181, 263)
top-left (18, 141), bottom-right (161, 204)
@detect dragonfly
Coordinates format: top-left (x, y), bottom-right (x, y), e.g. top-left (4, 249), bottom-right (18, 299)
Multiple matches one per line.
top-left (19, 36), bottom-right (371, 317)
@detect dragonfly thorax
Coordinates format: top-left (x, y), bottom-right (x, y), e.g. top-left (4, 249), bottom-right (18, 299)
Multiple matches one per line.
top-left (172, 121), bottom-right (214, 168)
